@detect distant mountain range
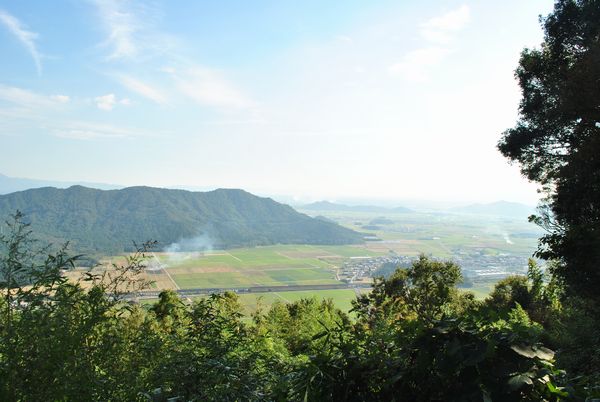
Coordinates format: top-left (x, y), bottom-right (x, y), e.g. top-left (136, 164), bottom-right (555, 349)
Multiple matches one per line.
top-left (300, 201), bottom-right (413, 214)
top-left (299, 200), bottom-right (537, 219)
top-left (450, 201), bottom-right (536, 218)
top-left (0, 173), bottom-right (120, 194)
top-left (0, 186), bottom-right (362, 256)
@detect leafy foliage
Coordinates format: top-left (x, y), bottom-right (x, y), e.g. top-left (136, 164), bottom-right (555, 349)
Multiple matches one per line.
top-left (497, 0), bottom-right (600, 303)
top-left (354, 255), bottom-right (463, 323)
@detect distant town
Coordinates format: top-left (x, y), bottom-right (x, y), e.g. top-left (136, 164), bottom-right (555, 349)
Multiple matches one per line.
top-left (338, 252), bottom-right (531, 284)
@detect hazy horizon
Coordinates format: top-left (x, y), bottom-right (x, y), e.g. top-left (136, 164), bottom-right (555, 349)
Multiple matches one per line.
top-left (0, 1), bottom-right (554, 204)
top-left (0, 171), bottom-right (540, 209)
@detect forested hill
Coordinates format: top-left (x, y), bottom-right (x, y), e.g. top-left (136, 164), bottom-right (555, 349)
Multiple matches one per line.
top-left (0, 186), bottom-right (363, 255)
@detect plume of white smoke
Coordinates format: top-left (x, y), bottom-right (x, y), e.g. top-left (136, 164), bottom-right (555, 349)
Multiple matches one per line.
top-left (482, 223), bottom-right (514, 245)
top-left (145, 253), bottom-right (166, 272)
top-left (164, 233), bottom-right (214, 264)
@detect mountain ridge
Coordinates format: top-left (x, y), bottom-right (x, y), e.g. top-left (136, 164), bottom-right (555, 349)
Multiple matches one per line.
top-left (0, 186), bottom-right (363, 256)
top-left (300, 200), bottom-right (413, 213)
top-left (0, 173), bottom-right (120, 194)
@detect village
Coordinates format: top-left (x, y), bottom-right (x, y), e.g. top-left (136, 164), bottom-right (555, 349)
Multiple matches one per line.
top-left (337, 252), bottom-right (531, 284)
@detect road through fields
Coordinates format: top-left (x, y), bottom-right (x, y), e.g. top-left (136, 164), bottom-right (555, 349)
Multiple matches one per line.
top-left (128, 283), bottom-right (372, 300)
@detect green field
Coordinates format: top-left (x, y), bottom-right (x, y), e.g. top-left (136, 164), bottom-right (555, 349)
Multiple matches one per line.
top-left (141, 289), bottom-right (366, 316)
top-left (237, 288), bottom-right (365, 315)
top-left (467, 283), bottom-right (496, 299)
top-left (148, 244), bottom-right (382, 290)
top-left (171, 269), bottom-right (339, 288)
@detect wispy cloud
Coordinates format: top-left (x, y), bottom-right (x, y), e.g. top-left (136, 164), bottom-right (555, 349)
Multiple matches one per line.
top-left (94, 93), bottom-right (130, 110)
top-left (93, 2), bottom-right (251, 110)
top-left (94, 93), bottom-right (116, 110)
top-left (0, 86), bottom-right (148, 140)
top-left (390, 5), bottom-right (470, 82)
top-left (51, 95), bottom-right (70, 103)
top-left (92, 0), bottom-right (175, 61)
top-left (93, 0), bottom-right (140, 60)
top-left (420, 5), bottom-right (470, 44)
top-left (0, 9), bottom-right (43, 75)
top-left (389, 47), bottom-right (451, 82)
top-left (173, 67), bottom-right (255, 109)
top-left (52, 121), bottom-right (141, 140)
top-left (0, 84), bottom-right (69, 108)
top-left (117, 75), bottom-right (167, 104)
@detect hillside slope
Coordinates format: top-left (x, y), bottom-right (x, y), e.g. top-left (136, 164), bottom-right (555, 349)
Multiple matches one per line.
top-left (0, 186), bottom-right (363, 254)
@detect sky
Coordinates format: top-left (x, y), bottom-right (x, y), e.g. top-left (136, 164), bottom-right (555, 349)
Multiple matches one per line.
top-left (0, 0), bottom-right (555, 205)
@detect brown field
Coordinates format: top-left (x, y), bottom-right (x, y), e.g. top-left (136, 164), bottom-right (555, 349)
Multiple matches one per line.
top-left (63, 267), bottom-right (178, 291)
top-left (143, 271), bottom-right (178, 289)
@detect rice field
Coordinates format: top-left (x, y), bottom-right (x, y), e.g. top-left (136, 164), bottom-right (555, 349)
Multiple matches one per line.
top-left (237, 288), bottom-right (366, 315)
top-left (139, 244), bottom-right (383, 290)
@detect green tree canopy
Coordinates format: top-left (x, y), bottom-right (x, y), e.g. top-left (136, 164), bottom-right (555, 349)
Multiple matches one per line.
top-left (498, 0), bottom-right (600, 301)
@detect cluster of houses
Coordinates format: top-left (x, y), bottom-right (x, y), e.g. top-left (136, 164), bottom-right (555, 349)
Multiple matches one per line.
top-left (451, 252), bottom-right (530, 278)
top-left (338, 252), bottom-right (531, 284)
top-left (339, 255), bottom-right (413, 283)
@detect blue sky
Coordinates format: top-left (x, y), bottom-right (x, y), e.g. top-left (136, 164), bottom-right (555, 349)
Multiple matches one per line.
top-left (0, 0), bottom-right (554, 204)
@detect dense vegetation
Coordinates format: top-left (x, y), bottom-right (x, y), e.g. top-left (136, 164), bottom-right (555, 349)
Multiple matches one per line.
top-left (498, 0), bottom-right (600, 304)
top-left (0, 186), bottom-right (362, 256)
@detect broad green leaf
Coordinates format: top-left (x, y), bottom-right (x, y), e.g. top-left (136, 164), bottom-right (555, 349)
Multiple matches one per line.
top-left (508, 374), bottom-right (533, 391)
top-left (510, 344), bottom-right (554, 360)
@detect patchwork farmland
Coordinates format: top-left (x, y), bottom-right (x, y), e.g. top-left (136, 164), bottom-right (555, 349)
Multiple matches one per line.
top-left (138, 244), bottom-right (382, 291)
top-left (63, 210), bottom-right (543, 314)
